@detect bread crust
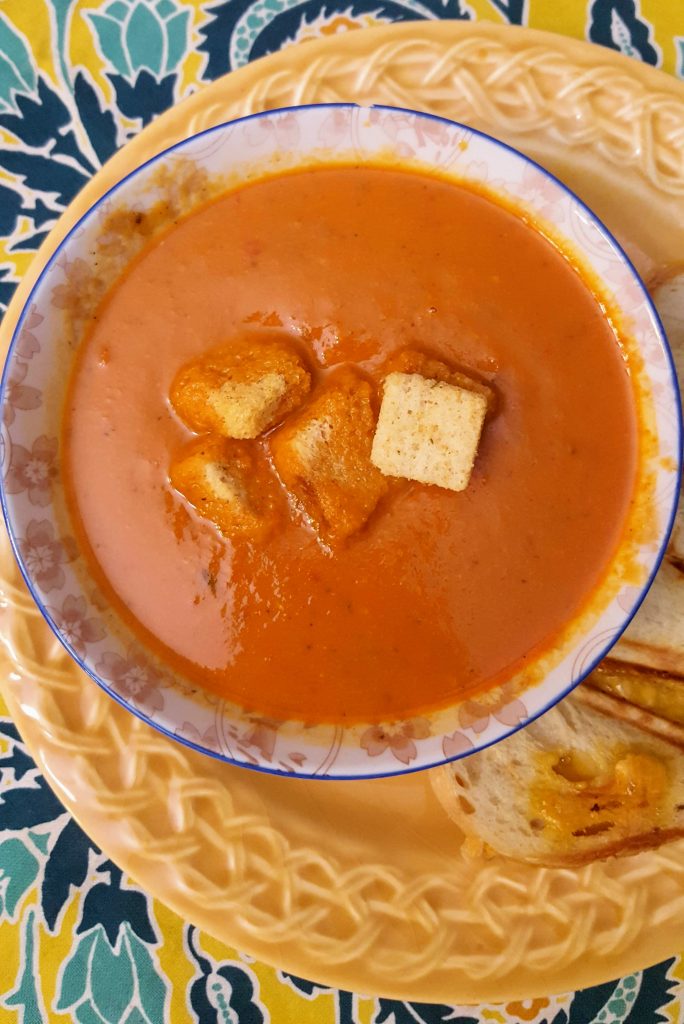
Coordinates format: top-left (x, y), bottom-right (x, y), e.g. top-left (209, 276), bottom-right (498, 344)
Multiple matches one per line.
top-left (577, 684), bottom-right (684, 749)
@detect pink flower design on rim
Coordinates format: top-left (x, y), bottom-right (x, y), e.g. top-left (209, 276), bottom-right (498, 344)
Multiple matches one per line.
top-left (442, 730), bottom-right (474, 760)
top-left (239, 717), bottom-right (281, 762)
top-left (411, 116), bottom-right (452, 149)
top-left (317, 108), bottom-right (353, 147)
top-left (51, 257), bottom-right (91, 309)
top-left (613, 234), bottom-right (658, 285)
top-left (4, 435), bottom-right (57, 506)
top-left (3, 361), bottom-right (42, 426)
top-left (604, 265), bottom-right (647, 316)
top-left (18, 519), bottom-right (77, 594)
top-left (369, 109), bottom-right (458, 159)
top-left (16, 306), bottom-right (43, 360)
top-left (519, 163), bottom-right (560, 222)
top-left (47, 594), bottom-right (105, 657)
top-left (360, 718), bottom-right (430, 765)
top-left (243, 112), bottom-right (300, 149)
top-left (463, 160), bottom-right (508, 195)
top-left (176, 721), bottom-right (220, 753)
top-left (458, 687), bottom-right (528, 734)
top-left (96, 650), bottom-right (165, 714)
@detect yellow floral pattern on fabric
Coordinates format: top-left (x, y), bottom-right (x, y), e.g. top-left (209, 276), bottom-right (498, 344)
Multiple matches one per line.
top-left (0, 687), bottom-right (680, 1023)
top-left (0, 2), bottom-right (683, 1021)
top-left (0, 677), bottom-right (681, 1024)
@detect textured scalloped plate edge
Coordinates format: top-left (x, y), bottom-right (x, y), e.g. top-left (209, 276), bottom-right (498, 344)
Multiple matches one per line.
top-left (1, 22), bottom-right (684, 1004)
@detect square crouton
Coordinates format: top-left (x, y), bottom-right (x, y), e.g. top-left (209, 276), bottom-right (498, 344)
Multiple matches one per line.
top-left (170, 437), bottom-right (279, 540)
top-left (270, 368), bottom-right (388, 544)
top-left (171, 335), bottom-right (311, 439)
top-left (371, 372), bottom-right (487, 492)
top-left (386, 348), bottom-right (496, 413)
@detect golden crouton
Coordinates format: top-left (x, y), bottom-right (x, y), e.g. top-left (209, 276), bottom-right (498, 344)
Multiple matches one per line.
top-left (385, 349), bottom-right (496, 413)
top-left (371, 372), bottom-right (487, 492)
top-left (171, 335), bottom-right (311, 439)
top-left (170, 436), bottom-right (279, 540)
top-left (270, 368), bottom-right (388, 544)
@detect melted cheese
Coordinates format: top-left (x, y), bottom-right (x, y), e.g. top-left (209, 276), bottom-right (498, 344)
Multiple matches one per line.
top-left (591, 666), bottom-right (684, 725)
top-left (530, 749), bottom-right (669, 844)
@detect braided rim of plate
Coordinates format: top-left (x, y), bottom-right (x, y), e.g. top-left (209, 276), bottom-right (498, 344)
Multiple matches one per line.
top-left (1, 23), bottom-right (684, 1002)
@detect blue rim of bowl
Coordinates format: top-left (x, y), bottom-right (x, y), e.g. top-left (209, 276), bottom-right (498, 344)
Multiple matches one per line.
top-left (1, 102), bottom-right (681, 781)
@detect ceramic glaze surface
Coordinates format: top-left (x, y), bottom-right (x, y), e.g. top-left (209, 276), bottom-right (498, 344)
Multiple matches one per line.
top-left (1, 99), bottom-right (680, 778)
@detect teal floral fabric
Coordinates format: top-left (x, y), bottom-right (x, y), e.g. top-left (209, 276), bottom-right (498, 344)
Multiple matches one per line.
top-left (0, 712), bottom-right (682, 1022)
top-left (0, 0), bottom-right (683, 315)
top-left (1, 1), bottom-right (684, 1021)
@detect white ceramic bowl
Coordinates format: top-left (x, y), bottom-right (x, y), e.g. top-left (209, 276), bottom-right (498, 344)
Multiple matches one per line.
top-left (1, 104), bottom-right (680, 778)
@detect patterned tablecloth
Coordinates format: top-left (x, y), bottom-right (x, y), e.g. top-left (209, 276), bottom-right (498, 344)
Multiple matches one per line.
top-left (1, 2), bottom-right (684, 1022)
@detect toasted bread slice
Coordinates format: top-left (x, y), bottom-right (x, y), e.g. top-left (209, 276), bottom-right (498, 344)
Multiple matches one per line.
top-left (611, 269), bottom-right (684, 674)
top-left (612, 546), bottom-right (684, 676)
top-left (585, 659), bottom-right (684, 732)
top-left (575, 683), bottom-right (684, 749)
top-left (432, 693), bottom-right (684, 866)
top-left (651, 267), bottom-right (684, 388)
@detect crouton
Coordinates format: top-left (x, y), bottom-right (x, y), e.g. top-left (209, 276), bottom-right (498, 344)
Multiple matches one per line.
top-left (171, 335), bottom-right (311, 439)
top-left (371, 372), bottom-right (487, 492)
top-left (270, 368), bottom-right (388, 544)
top-left (385, 349), bottom-right (496, 413)
top-left (170, 436), bottom-right (279, 540)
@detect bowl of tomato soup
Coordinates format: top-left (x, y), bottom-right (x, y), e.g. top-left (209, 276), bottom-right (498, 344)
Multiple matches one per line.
top-left (1, 105), bottom-right (680, 778)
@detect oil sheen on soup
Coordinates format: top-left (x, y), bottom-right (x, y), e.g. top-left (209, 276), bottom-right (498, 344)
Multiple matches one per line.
top-left (63, 167), bottom-right (638, 723)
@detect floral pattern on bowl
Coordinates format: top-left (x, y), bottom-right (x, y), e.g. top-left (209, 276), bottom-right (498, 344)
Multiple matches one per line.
top-left (0, 104), bottom-right (680, 779)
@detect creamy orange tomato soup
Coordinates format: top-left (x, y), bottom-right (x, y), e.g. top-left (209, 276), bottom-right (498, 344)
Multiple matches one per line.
top-left (64, 167), bottom-right (637, 722)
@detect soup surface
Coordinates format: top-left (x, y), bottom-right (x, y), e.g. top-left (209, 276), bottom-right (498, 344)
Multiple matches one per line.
top-left (64, 166), bottom-right (637, 722)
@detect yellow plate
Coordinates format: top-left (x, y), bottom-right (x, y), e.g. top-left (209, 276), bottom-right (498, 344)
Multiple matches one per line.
top-left (2, 21), bottom-right (684, 1004)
